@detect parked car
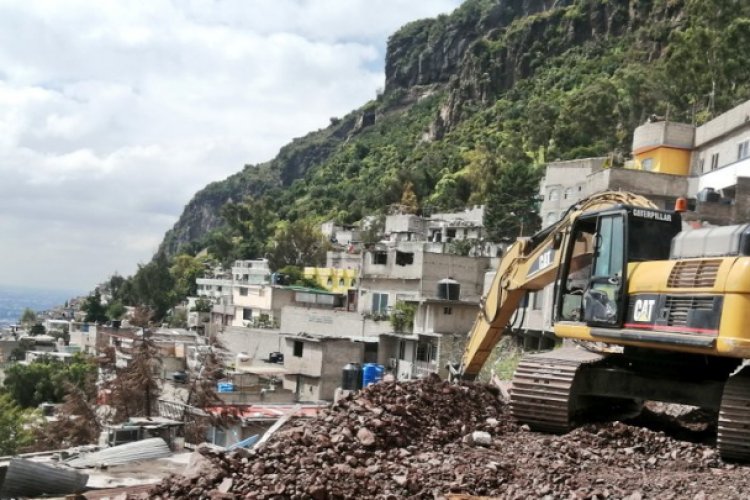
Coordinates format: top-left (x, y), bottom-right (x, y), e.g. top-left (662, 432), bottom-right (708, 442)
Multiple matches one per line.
top-left (172, 370), bottom-right (188, 383)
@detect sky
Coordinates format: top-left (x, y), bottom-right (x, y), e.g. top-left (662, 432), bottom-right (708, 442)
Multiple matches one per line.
top-left (0, 0), bottom-right (462, 292)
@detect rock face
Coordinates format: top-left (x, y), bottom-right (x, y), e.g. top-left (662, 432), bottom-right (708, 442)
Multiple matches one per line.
top-left (384, 0), bottom-right (566, 92)
top-left (157, 0), bottom-right (689, 258)
top-left (147, 375), bottom-right (750, 499)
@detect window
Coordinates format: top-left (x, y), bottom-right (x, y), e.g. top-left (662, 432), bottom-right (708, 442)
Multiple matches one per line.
top-left (416, 342), bottom-right (438, 362)
top-left (339, 278), bottom-right (345, 287)
top-left (326, 277), bottom-right (333, 286)
top-left (398, 340), bottom-right (406, 360)
top-left (371, 292), bottom-right (389, 314)
top-left (443, 307), bottom-right (452, 315)
top-left (699, 158), bottom-right (705, 173)
top-left (641, 158), bottom-right (654, 171)
top-left (711, 153), bottom-right (720, 171)
top-left (239, 287), bottom-right (248, 296)
top-left (739, 140), bottom-right (750, 161)
top-left (373, 251), bottom-right (387, 265)
top-left (396, 251), bottom-right (414, 266)
top-left (564, 188), bottom-right (573, 200)
top-left (217, 286), bottom-right (222, 292)
top-left (293, 341), bottom-right (304, 357)
top-left (548, 189), bottom-right (560, 201)
top-left (532, 291), bottom-right (543, 311)
top-left (594, 215), bottom-right (624, 278)
top-left (242, 308), bottom-right (252, 320)
top-left (446, 228), bottom-right (456, 238)
top-left (351, 279), bottom-right (356, 287)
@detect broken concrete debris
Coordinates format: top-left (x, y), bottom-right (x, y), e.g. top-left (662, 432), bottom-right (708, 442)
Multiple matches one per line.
top-left (147, 375), bottom-right (750, 499)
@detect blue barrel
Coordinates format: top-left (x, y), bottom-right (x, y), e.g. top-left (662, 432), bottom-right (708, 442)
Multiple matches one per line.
top-left (217, 382), bottom-right (234, 393)
top-left (362, 363), bottom-right (384, 388)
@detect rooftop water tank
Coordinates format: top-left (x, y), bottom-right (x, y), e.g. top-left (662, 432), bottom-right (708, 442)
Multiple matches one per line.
top-left (437, 278), bottom-right (460, 301)
top-left (341, 363), bottom-right (362, 391)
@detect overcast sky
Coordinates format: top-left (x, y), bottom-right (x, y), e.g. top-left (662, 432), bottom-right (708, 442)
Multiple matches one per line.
top-left (0, 0), bottom-right (462, 292)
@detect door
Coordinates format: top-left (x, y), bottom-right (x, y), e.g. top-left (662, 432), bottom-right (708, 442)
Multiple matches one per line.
top-left (583, 214), bottom-right (626, 327)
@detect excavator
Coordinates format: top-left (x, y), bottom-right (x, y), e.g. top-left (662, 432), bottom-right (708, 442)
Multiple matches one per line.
top-left (455, 190), bottom-right (750, 461)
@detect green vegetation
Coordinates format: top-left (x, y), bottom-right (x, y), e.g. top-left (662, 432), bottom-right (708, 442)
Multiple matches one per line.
top-left (3, 353), bottom-right (97, 408)
top-left (82, 290), bottom-right (108, 323)
top-left (20, 307), bottom-right (37, 326)
top-left (0, 394), bottom-right (33, 455)
top-left (480, 336), bottom-right (523, 381)
top-left (390, 301), bottom-right (417, 333)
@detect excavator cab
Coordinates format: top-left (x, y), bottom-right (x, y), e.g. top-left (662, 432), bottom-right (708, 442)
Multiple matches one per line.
top-left (555, 206), bottom-right (681, 329)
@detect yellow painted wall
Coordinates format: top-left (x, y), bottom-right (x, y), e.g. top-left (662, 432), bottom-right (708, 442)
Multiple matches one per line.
top-left (630, 147), bottom-right (691, 176)
top-left (303, 267), bottom-right (358, 293)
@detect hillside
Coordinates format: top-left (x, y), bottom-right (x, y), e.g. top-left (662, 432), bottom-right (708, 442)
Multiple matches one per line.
top-left (159, 0), bottom-right (750, 258)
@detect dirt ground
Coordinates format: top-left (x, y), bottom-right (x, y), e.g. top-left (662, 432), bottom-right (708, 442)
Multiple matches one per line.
top-left (145, 377), bottom-right (750, 499)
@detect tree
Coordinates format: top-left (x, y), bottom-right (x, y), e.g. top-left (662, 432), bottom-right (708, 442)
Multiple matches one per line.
top-left (108, 274), bottom-right (126, 300)
top-left (20, 308), bottom-right (37, 326)
top-left (131, 253), bottom-right (176, 321)
top-left (400, 182), bottom-right (419, 214)
top-left (267, 219), bottom-right (329, 271)
top-left (130, 306), bottom-right (153, 328)
top-left (107, 332), bottom-right (161, 422)
top-left (218, 196), bottom-right (277, 263)
top-left (0, 394), bottom-right (33, 455)
top-left (191, 299), bottom-right (213, 314)
top-left (184, 335), bottom-right (233, 444)
top-left (484, 162), bottom-right (542, 243)
top-left (168, 308), bottom-right (188, 328)
top-left (107, 300), bottom-right (127, 321)
top-left (3, 353), bottom-right (97, 408)
top-left (31, 381), bottom-right (101, 450)
top-left (82, 291), bottom-right (108, 324)
top-left (170, 254), bottom-right (208, 301)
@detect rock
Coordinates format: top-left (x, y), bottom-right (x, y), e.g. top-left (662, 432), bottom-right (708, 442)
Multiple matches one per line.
top-left (217, 478), bottom-right (233, 493)
top-left (357, 427), bottom-right (376, 447)
top-left (148, 375), bottom-right (746, 500)
top-left (470, 431), bottom-right (492, 447)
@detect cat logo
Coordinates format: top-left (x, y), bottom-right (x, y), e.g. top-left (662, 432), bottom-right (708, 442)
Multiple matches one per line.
top-left (633, 299), bottom-right (656, 322)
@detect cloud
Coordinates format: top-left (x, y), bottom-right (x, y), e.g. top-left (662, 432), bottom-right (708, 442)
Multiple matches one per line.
top-left (0, 0), bottom-right (462, 291)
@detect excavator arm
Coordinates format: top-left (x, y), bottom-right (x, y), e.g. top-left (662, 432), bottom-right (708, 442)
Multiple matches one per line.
top-left (458, 191), bottom-right (658, 379)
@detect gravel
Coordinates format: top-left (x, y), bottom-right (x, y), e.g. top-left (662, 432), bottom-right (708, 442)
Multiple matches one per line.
top-left (144, 374), bottom-right (750, 499)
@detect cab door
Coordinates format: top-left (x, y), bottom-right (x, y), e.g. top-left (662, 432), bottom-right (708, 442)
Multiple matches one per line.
top-left (583, 213), bottom-right (626, 327)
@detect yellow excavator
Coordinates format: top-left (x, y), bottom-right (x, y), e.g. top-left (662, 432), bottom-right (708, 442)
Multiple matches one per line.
top-left (456, 190), bottom-right (750, 461)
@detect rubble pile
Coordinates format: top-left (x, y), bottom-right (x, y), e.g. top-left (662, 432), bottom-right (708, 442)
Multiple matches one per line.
top-left (148, 375), bottom-right (749, 499)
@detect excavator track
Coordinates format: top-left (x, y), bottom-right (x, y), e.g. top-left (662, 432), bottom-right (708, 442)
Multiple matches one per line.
top-left (510, 347), bottom-right (603, 433)
top-left (718, 371), bottom-right (750, 462)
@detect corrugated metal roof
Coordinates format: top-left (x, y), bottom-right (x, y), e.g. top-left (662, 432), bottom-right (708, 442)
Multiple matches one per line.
top-left (0, 458), bottom-right (88, 498)
top-left (66, 438), bottom-right (171, 469)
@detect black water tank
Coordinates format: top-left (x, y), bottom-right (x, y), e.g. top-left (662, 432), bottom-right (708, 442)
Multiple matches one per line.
top-left (437, 278), bottom-right (461, 300)
top-left (342, 363), bottom-right (362, 391)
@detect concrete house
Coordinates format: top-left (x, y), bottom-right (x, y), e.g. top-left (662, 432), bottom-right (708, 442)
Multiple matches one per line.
top-left (281, 333), bottom-right (366, 401)
top-left (231, 283), bottom-right (294, 328)
top-left (359, 243), bottom-right (490, 380)
top-left (359, 242), bottom-right (489, 316)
